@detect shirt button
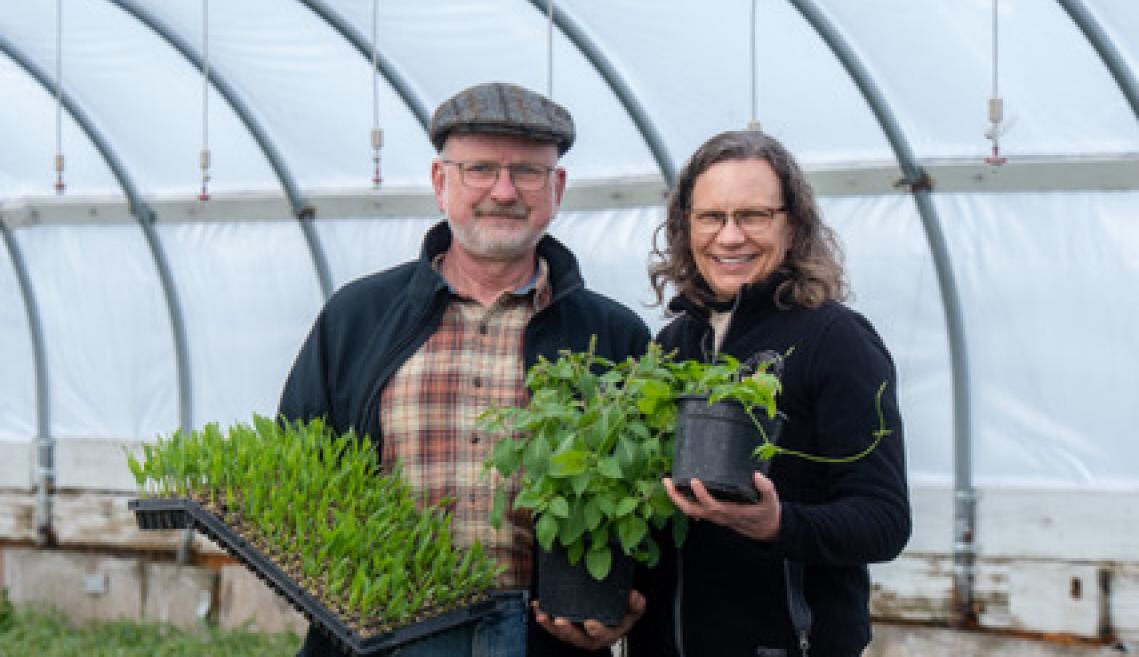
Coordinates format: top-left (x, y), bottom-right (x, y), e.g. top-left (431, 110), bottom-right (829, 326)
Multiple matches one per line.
top-left (470, 433), bottom-right (480, 444)
top-left (473, 376), bottom-right (482, 388)
top-left (478, 323), bottom-right (489, 335)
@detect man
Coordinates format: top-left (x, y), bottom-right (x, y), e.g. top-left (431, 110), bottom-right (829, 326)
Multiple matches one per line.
top-left (278, 82), bottom-right (650, 657)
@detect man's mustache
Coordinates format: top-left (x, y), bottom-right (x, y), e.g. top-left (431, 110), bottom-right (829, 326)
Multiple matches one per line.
top-left (473, 202), bottom-right (529, 219)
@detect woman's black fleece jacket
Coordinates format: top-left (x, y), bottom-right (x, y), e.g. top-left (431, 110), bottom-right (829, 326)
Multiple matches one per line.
top-left (628, 274), bottom-right (911, 657)
top-left (278, 221), bottom-right (650, 657)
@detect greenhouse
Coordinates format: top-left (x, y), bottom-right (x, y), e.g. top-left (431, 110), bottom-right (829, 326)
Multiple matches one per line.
top-left (1, 0), bottom-right (1137, 655)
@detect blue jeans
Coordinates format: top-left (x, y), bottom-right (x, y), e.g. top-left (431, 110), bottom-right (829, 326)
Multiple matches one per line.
top-left (393, 592), bottom-right (528, 657)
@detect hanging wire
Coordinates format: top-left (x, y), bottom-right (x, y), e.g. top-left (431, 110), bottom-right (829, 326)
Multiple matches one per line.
top-left (747, 0), bottom-right (761, 131)
top-left (54, 0), bottom-right (65, 194)
top-left (984, 0), bottom-right (1007, 165)
top-left (546, 0), bottom-right (555, 98)
top-left (370, 0), bottom-right (383, 189)
top-left (199, 0), bottom-right (212, 200)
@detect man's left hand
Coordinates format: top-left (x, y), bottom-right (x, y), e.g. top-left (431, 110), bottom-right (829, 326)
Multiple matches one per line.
top-left (532, 589), bottom-right (645, 650)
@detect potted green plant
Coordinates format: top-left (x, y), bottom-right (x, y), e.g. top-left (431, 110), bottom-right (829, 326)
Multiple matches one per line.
top-left (480, 340), bottom-right (688, 626)
top-left (669, 352), bottom-right (893, 502)
top-left (668, 353), bottom-right (784, 502)
top-left (125, 416), bottom-right (508, 653)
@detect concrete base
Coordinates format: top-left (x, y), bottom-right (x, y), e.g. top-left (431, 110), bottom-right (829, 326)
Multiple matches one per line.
top-left (216, 563), bottom-right (308, 636)
top-left (0, 547), bottom-right (303, 636)
top-left (3, 548), bottom-right (145, 624)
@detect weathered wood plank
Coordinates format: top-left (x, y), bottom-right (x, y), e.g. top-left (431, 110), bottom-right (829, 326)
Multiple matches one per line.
top-left (907, 484), bottom-right (1139, 561)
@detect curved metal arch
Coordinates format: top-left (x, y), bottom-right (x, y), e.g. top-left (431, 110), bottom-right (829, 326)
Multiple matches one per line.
top-left (1058, 0), bottom-right (1139, 120)
top-left (108, 0), bottom-right (333, 301)
top-left (784, 0), bottom-right (976, 623)
top-left (525, 0), bottom-right (677, 185)
top-left (0, 207), bottom-right (52, 544)
top-left (0, 35), bottom-right (194, 438)
top-left (297, 0), bottom-right (432, 131)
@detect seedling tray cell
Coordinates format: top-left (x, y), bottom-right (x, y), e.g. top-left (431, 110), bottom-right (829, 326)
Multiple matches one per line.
top-left (129, 497), bottom-right (516, 656)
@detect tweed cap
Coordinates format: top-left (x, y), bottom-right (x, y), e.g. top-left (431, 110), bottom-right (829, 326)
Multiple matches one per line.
top-left (430, 82), bottom-right (575, 155)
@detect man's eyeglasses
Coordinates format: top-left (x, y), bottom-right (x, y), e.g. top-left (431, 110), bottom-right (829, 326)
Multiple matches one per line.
top-left (440, 160), bottom-right (556, 192)
top-left (688, 207), bottom-right (786, 235)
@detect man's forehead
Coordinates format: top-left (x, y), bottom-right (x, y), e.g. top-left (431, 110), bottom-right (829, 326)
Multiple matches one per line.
top-left (443, 133), bottom-right (560, 161)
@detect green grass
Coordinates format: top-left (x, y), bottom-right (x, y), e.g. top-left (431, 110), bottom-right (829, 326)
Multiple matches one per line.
top-left (0, 592), bottom-right (301, 657)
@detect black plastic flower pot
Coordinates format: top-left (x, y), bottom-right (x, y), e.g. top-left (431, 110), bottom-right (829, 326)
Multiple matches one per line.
top-left (672, 394), bottom-right (783, 503)
top-left (536, 543), bottom-right (634, 627)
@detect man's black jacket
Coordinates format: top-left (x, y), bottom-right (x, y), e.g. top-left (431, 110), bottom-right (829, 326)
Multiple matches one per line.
top-left (278, 221), bottom-right (650, 656)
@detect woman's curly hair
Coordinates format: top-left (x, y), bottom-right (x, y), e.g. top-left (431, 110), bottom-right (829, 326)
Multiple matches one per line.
top-left (650, 130), bottom-right (847, 311)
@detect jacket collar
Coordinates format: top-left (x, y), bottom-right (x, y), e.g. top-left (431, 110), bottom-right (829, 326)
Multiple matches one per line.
top-left (412, 221), bottom-right (584, 303)
top-left (667, 269), bottom-right (789, 322)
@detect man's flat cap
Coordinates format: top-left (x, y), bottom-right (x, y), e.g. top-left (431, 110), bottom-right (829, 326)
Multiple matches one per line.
top-left (430, 82), bottom-right (575, 155)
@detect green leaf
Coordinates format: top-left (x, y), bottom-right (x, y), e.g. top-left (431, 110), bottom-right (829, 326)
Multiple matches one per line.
top-left (615, 497), bottom-right (638, 518)
top-left (672, 514), bottom-right (689, 547)
top-left (536, 513), bottom-right (558, 551)
top-left (583, 497), bottom-right (602, 531)
top-left (579, 372), bottom-right (598, 402)
top-left (548, 450), bottom-right (588, 478)
top-left (566, 538), bottom-right (585, 565)
top-left (597, 457), bottom-right (622, 480)
top-left (635, 378), bottom-right (672, 416)
top-left (597, 492), bottom-right (618, 517)
top-left (754, 442), bottom-right (780, 462)
top-left (585, 545), bottom-right (612, 581)
top-left (514, 488), bottom-right (543, 510)
top-left (639, 536), bottom-right (662, 569)
top-left (584, 410), bottom-right (607, 449)
top-left (549, 496), bottom-right (570, 518)
top-left (558, 503), bottom-right (587, 547)
top-left (125, 451), bottom-right (145, 487)
top-left (489, 488), bottom-right (506, 529)
top-left (647, 487), bottom-right (675, 517)
top-left (616, 437), bottom-right (641, 475)
top-left (488, 436), bottom-right (524, 476)
top-left (590, 526), bottom-right (609, 551)
top-left (617, 515), bottom-right (648, 553)
top-left (523, 436), bottom-right (552, 475)
top-left (570, 472), bottom-right (592, 496)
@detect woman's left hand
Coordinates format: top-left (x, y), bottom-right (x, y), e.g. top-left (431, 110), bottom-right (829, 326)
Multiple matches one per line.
top-left (663, 473), bottom-right (781, 541)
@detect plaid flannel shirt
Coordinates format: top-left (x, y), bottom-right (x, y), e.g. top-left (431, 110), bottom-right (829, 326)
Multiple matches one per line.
top-left (380, 257), bottom-right (551, 589)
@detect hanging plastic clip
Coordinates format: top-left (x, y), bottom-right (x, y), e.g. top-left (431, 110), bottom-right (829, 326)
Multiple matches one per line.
top-left (371, 127), bottom-right (384, 189)
top-left (984, 97), bottom-right (1008, 166)
top-left (199, 148), bottom-right (211, 201)
top-left (54, 153), bottom-right (65, 194)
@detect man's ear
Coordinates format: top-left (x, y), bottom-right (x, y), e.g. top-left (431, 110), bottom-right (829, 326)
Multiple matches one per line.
top-left (552, 166), bottom-right (567, 206)
top-left (431, 159), bottom-right (447, 212)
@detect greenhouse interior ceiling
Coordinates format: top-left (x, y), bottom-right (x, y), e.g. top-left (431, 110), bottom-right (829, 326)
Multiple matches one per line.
top-left (2, 0), bottom-right (1139, 613)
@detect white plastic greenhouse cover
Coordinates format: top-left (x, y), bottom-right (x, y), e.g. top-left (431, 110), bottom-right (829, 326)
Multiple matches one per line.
top-left (1, 0), bottom-right (1138, 504)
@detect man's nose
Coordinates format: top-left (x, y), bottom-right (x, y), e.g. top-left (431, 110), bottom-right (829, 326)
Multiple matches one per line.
top-left (489, 166), bottom-right (520, 202)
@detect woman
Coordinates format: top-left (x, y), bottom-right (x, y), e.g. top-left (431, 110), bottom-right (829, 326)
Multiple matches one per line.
top-left (629, 130), bottom-right (911, 657)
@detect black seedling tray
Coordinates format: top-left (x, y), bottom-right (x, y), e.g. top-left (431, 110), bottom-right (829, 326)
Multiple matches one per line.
top-left (129, 497), bottom-right (516, 656)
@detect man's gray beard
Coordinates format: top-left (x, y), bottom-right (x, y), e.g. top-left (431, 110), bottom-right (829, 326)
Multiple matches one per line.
top-left (447, 216), bottom-right (544, 260)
